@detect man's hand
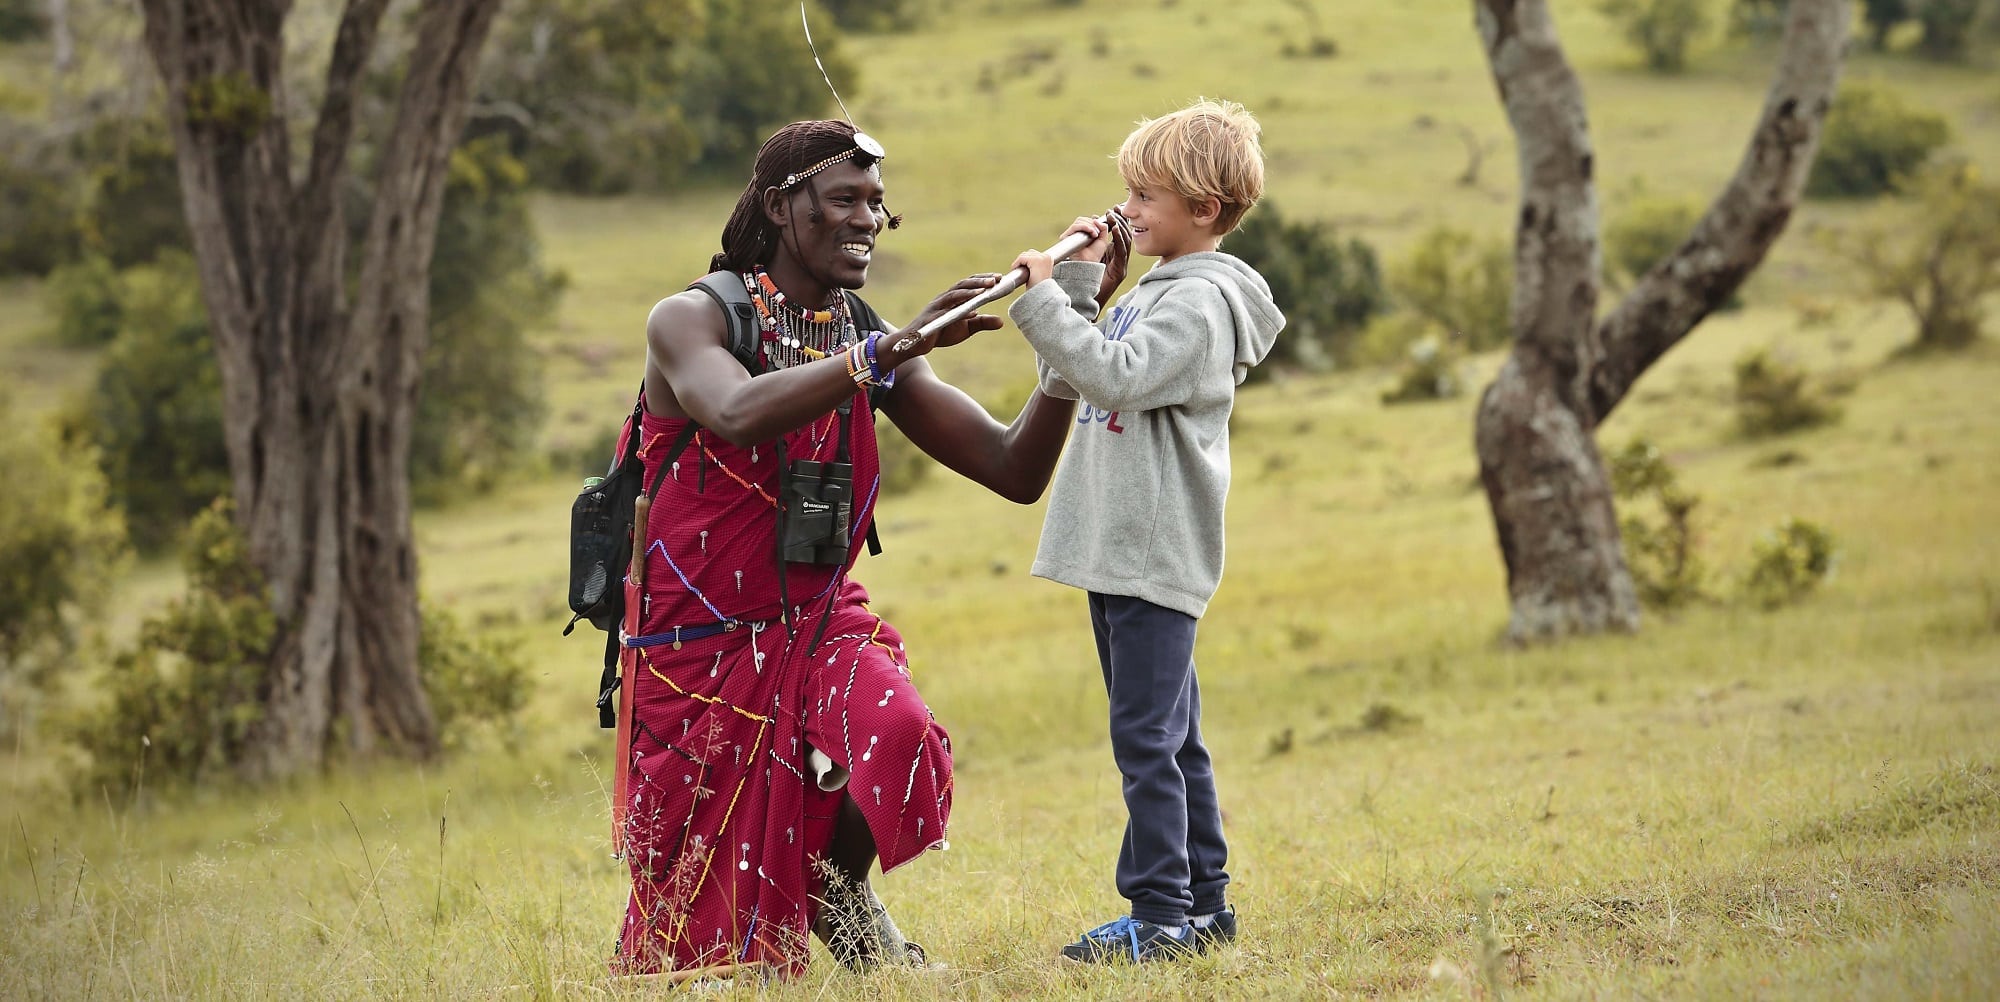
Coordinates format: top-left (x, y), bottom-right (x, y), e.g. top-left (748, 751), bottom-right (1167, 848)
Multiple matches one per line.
top-left (1096, 213), bottom-right (1131, 308)
top-left (884, 273), bottom-right (1003, 364)
top-left (1039, 214), bottom-right (1129, 308)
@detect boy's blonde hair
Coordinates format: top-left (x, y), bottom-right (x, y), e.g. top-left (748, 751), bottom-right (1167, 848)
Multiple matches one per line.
top-left (1117, 98), bottom-right (1266, 236)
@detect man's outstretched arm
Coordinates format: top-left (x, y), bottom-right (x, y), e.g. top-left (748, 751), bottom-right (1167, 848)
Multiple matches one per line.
top-left (646, 291), bottom-right (870, 445)
top-left (648, 276), bottom-right (1003, 445)
top-left (879, 357), bottom-right (1076, 505)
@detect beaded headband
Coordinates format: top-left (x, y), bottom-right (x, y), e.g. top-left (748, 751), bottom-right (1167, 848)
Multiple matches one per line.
top-left (779, 132), bottom-right (887, 190)
top-left (783, 4), bottom-right (888, 192)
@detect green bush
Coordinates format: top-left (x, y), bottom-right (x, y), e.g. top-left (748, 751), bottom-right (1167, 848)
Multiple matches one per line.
top-left (65, 501), bottom-right (531, 793)
top-left (419, 605), bottom-right (532, 753)
top-left (45, 255), bottom-right (125, 348)
top-left (822, 0), bottom-right (929, 30)
top-left (556, 422), bottom-right (624, 482)
top-left (1743, 517), bottom-right (1837, 609)
top-left (73, 115), bottom-right (189, 269)
top-left (468, 0), bottom-right (691, 193)
top-left (1843, 160), bottom-right (2000, 351)
top-left (0, 139), bottom-right (80, 276)
top-left (1914, 0), bottom-right (1988, 59)
top-left (874, 419), bottom-right (932, 499)
top-left (1379, 336), bottom-right (1464, 405)
top-left (678, 0), bottom-right (857, 186)
top-left (414, 137), bottom-right (559, 501)
top-left (1608, 438), bottom-right (1707, 610)
top-left (1224, 202), bottom-right (1385, 374)
top-left (0, 112), bottom-right (188, 278)
top-left (0, 0), bottom-right (44, 40)
top-left (0, 393), bottom-right (129, 739)
top-left (1863, 0), bottom-right (1912, 47)
top-left (1389, 225), bottom-right (1513, 352)
top-left (1598, 0), bottom-right (1712, 72)
top-left (1807, 80), bottom-right (1952, 198)
top-left (1734, 348), bottom-right (1841, 437)
top-left (481, 0), bottom-right (853, 194)
top-left (62, 500), bottom-right (272, 794)
top-left (66, 251), bottom-right (232, 551)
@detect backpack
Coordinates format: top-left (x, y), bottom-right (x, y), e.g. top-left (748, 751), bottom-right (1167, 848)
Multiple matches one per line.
top-left (566, 272), bottom-right (889, 727)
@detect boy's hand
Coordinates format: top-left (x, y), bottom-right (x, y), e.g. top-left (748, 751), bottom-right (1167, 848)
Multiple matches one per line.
top-left (1062, 216), bottom-right (1114, 263)
top-left (1012, 250), bottom-right (1054, 288)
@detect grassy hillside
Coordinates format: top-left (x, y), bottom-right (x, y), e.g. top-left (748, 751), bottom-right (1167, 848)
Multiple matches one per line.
top-left (528, 0), bottom-right (2000, 451)
top-left (5, 0), bottom-right (2000, 997)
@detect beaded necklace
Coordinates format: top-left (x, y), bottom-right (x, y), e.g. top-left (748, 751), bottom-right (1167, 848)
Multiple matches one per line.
top-left (755, 267), bottom-right (835, 324)
top-left (744, 266), bottom-right (853, 371)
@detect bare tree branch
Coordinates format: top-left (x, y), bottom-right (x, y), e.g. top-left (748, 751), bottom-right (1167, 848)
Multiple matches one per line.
top-left (1469, 0), bottom-right (1850, 643)
top-left (1588, 0), bottom-right (1848, 421)
top-left (297, 0), bottom-right (391, 246)
top-left (338, 0), bottom-right (504, 752)
top-left (1474, 0), bottom-right (1603, 413)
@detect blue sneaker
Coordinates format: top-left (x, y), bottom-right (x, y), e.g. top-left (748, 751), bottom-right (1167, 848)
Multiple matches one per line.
top-left (1190, 905), bottom-right (1237, 953)
top-left (1058, 916), bottom-right (1194, 964)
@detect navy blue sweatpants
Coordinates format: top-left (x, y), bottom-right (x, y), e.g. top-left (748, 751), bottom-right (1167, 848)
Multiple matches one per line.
top-left (1088, 591), bottom-right (1230, 927)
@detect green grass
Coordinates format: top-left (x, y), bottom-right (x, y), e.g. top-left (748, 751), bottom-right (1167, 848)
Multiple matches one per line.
top-left (6, 0), bottom-right (2000, 997)
top-left (7, 304), bottom-right (1995, 998)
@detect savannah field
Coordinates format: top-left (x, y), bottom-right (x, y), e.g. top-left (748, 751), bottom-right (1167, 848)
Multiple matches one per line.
top-left (3, 0), bottom-right (1999, 998)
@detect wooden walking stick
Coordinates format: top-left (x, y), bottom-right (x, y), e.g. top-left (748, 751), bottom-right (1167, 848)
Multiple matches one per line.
top-left (612, 491), bottom-right (651, 854)
top-left (891, 208), bottom-right (1131, 353)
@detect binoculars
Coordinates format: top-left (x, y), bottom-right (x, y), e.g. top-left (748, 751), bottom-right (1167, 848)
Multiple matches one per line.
top-left (778, 458), bottom-right (853, 565)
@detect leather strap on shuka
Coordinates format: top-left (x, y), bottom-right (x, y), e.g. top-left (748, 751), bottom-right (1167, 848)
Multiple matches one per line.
top-left (611, 551), bottom-right (641, 856)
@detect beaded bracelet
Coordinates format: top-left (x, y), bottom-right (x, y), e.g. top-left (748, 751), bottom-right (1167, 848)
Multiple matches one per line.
top-left (845, 342), bottom-right (873, 388)
top-left (868, 332), bottom-right (898, 390)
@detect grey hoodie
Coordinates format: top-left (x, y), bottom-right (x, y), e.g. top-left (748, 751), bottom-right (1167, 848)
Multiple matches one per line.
top-left (1008, 251), bottom-right (1285, 618)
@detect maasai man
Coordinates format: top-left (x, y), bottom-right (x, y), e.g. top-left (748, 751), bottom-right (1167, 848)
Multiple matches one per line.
top-left (612, 120), bottom-right (1120, 977)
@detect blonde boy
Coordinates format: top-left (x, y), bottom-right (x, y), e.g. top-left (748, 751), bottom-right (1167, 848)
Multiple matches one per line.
top-left (1007, 99), bottom-right (1285, 963)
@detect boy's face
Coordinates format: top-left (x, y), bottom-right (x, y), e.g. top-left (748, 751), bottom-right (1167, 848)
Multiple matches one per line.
top-left (1117, 181), bottom-right (1219, 263)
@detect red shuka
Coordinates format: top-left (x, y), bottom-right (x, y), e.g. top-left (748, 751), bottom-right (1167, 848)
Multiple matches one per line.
top-left (611, 393), bottom-right (952, 977)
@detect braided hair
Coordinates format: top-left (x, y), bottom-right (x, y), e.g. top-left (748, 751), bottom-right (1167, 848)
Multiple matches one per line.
top-left (709, 120), bottom-right (901, 274)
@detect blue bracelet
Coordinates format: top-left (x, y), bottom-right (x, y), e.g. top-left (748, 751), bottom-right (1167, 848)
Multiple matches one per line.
top-left (865, 332), bottom-right (891, 387)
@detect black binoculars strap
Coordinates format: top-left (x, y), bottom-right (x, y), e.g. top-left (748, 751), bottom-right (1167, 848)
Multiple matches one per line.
top-left (799, 399), bottom-right (857, 655)
top-left (775, 435), bottom-right (793, 641)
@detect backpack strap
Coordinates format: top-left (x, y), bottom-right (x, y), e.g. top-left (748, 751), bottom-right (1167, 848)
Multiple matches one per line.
top-left (690, 271), bottom-right (765, 376)
top-left (616, 383), bottom-right (646, 471)
top-left (667, 269), bottom-right (765, 492)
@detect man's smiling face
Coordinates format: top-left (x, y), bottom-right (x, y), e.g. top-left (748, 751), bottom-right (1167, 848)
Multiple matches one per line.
top-left (784, 161), bottom-right (888, 291)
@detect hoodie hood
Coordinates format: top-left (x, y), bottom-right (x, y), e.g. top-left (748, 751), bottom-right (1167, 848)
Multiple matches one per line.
top-left (1139, 251), bottom-right (1284, 384)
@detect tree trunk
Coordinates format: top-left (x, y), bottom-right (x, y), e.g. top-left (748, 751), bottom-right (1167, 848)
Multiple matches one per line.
top-left (47, 0), bottom-right (72, 75)
top-left (1472, 0), bottom-right (1849, 643)
top-left (137, 0), bottom-right (503, 778)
